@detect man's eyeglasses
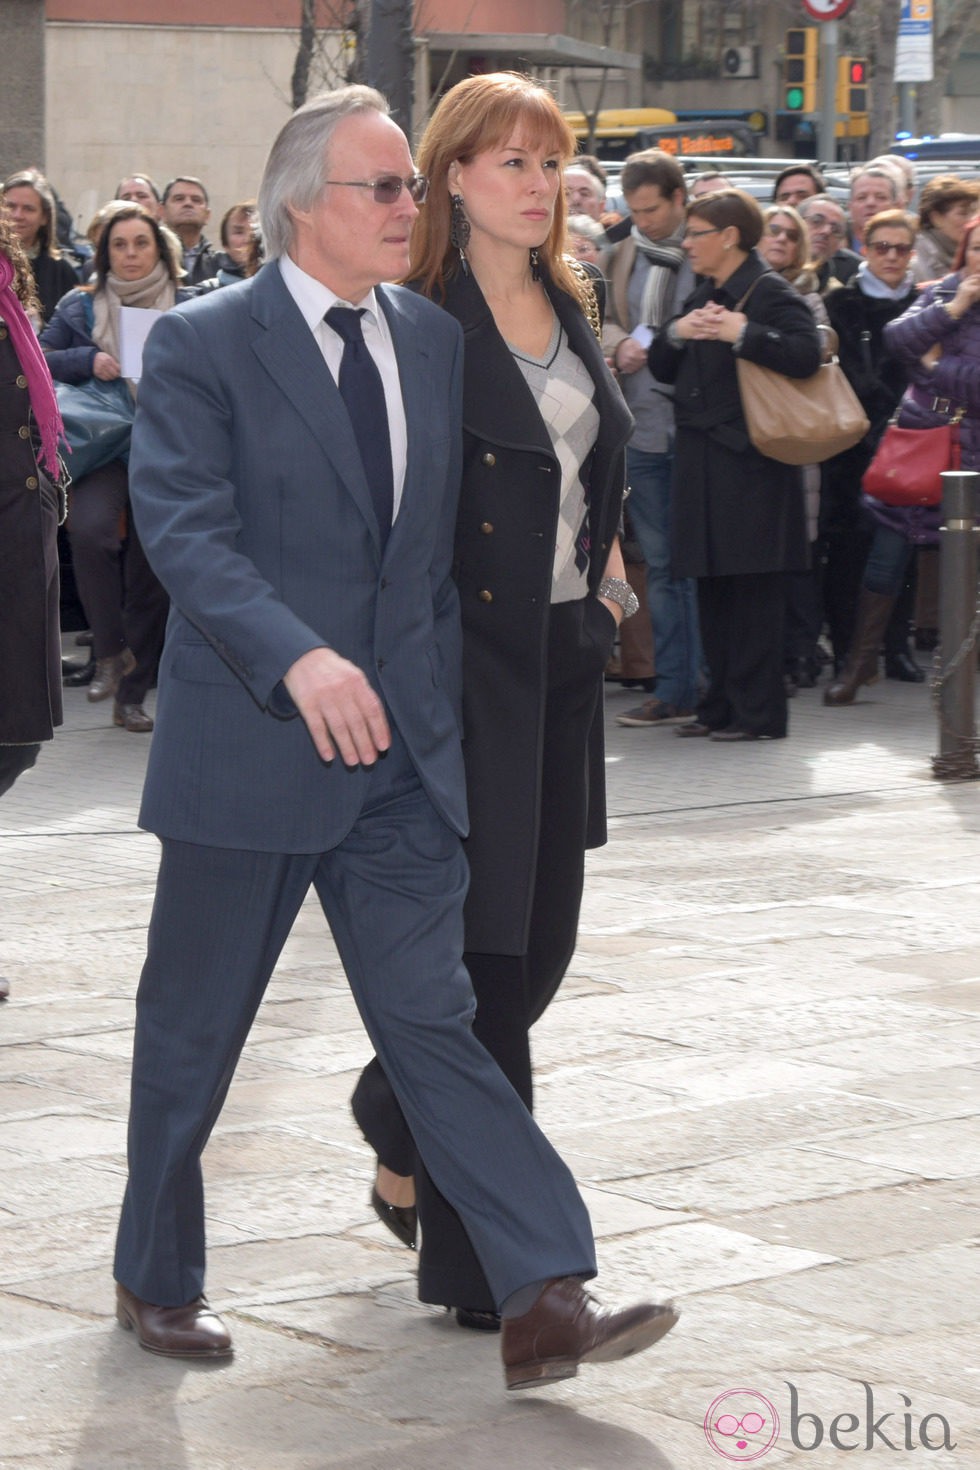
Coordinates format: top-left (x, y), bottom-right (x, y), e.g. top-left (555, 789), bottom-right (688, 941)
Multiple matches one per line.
top-left (767, 223), bottom-right (800, 241)
top-left (868, 240), bottom-right (913, 257)
top-left (324, 174), bottom-right (429, 205)
top-left (805, 214), bottom-right (846, 238)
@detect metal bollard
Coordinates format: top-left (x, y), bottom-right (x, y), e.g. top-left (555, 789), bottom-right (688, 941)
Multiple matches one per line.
top-left (932, 469), bottom-right (980, 780)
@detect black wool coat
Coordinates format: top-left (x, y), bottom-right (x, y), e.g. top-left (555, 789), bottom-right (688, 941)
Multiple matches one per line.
top-left (0, 330), bottom-right (63, 745)
top-left (648, 252), bottom-right (821, 579)
top-left (821, 276), bottom-right (917, 535)
top-left (436, 267), bottom-right (634, 954)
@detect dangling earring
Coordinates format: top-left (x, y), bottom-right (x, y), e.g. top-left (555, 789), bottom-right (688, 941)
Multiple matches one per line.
top-left (450, 194), bottom-right (470, 275)
top-left (530, 247), bottom-right (542, 282)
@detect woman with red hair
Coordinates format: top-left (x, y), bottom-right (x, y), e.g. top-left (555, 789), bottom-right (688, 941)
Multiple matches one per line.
top-left (350, 72), bottom-right (635, 1329)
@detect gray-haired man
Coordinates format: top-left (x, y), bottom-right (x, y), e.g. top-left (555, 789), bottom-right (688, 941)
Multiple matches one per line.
top-left (112, 85), bottom-right (677, 1389)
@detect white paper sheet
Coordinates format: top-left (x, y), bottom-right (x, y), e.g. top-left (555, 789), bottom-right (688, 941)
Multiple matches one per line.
top-left (119, 306), bottom-right (164, 380)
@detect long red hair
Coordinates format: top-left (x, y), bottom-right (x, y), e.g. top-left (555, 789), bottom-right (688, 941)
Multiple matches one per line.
top-left (406, 73), bottom-right (585, 307)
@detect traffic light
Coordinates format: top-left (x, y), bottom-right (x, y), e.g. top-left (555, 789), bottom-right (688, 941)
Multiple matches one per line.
top-left (837, 56), bottom-right (870, 136)
top-left (784, 28), bottom-right (818, 114)
top-left (847, 57), bottom-right (869, 115)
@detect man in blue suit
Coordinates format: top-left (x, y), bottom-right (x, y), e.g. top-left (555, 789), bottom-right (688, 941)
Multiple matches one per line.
top-left (112, 86), bottom-right (677, 1389)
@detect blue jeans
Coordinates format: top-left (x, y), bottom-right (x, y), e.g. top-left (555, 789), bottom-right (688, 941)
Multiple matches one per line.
top-left (864, 525), bottom-right (913, 598)
top-left (626, 446), bottom-right (701, 710)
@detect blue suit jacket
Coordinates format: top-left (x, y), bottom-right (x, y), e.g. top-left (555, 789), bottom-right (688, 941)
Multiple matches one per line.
top-left (128, 261), bottom-right (467, 851)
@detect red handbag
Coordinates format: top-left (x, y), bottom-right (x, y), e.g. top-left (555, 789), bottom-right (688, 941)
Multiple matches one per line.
top-left (862, 414), bottom-right (963, 508)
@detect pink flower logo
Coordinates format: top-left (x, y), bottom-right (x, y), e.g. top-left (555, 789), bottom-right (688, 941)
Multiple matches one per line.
top-left (704, 1389), bottom-right (781, 1461)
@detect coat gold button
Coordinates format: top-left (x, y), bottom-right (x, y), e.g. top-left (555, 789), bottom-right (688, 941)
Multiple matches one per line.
top-left (26, 475), bottom-right (39, 489)
top-left (18, 424), bottom-right (30, 439)
top-left (15, 374), bottom-right (28, 388)
top-left (0, 325), bottom-right (8, 339)
top-left (480, 521), bottom-right (493, 534)
top-left (482, 452), bottom-right (496, 467)
top-left (478, 589), bottom-right (493, 602)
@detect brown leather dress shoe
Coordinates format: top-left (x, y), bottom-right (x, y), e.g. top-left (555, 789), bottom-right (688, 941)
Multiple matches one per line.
top-left (113, 703), bottom-right (154, 733)
top-left (115, 1282), bottom-right (233, 1358)
top-left (87, 649), bottom-right (135, 703)
top-left (501, 1278), bottom-right (678, 1390)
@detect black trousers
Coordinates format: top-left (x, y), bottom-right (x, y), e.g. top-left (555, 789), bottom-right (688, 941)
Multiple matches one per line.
top-left (114, 731), bottom-right (596, 1310)
top-left (696, 571), bottom-right (788, 738)
top-left (351, 596), bottom-right (609, 1310)
top-left (0, 744), bottom-right (40, 799)
top-left (67, 458), bottom-right (169, 703)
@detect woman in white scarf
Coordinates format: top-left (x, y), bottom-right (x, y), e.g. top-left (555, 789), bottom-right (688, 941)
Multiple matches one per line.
top-left (42, 205), bottom-right (191, 732)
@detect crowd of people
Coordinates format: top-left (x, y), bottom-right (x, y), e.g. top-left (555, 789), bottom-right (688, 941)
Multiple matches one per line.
top-left (2, 82), bottom-right (980, 1393)
top-left (4, 143), bottom-right (979, 748)
top-left (574, 149), bottom-right (980, 739)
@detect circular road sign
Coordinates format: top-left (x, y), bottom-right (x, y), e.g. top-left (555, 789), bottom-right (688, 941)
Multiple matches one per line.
top-left (801, 0), bottom-right (854, 19)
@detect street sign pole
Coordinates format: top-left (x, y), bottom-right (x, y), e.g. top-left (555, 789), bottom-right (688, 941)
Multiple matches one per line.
top-left (802, 0), bottom-right (854, 160)
top-left (818, 20), bottom-right (839, 163)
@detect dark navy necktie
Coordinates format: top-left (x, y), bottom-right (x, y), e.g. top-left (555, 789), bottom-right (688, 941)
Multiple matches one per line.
top-left (324, 305), bottom-right (394, 543)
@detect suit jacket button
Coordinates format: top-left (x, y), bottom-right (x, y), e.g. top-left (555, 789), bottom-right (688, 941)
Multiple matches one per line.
top-left (26, 475), bottom-right (39, 489)
top-left (15, 374), bottom-right (28, 388)
top-left (482, 452), bottom-right (496, 467)
top-left (480, 521), bottom-right (493, 534)
top-left (376, 657), bottom-right (385, 670)
top-left (18, 424), bottom-right (30, 439)
top-left (478, 589), bottom-right (493, 602)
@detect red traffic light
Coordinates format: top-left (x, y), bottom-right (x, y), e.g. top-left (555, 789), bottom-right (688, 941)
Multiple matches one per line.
top-left (849, 60), bottom-right (866, 84)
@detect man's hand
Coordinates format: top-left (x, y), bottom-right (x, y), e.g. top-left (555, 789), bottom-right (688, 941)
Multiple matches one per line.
top-left (283, 647), bottom-right (390, 767)
top-left (614, 338), bottom-right (650, 374)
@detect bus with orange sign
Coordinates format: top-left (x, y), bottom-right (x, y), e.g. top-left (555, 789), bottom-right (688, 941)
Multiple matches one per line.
top-left (565, 109), bottom-right (762, 163)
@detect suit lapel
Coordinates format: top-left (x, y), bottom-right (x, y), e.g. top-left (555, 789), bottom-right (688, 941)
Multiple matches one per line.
top-left (248, 264), bottom-right (384, 552)
top-left (376, 285), bottom-right (439, 556)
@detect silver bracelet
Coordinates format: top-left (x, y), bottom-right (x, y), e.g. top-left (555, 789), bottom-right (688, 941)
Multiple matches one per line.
top-left (597, 576), bottom-right (640, 619)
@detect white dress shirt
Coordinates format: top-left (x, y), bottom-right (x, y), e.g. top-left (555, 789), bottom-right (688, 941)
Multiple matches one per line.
top-left (278, 252), bottom-right (408, 519)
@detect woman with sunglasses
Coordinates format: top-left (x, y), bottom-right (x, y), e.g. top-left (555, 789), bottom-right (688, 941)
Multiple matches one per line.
top-left (349, 72), bottom-right (634, 1329)
top-left (821, 211), bottom-right (921, 703)
top-left (822, 210), bottom-right (976, 705)
top-left (758, 205), bottom-right (827, 324)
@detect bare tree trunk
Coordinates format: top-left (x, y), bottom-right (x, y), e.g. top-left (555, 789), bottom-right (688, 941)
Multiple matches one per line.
top-left (917, 0), bottom-right (976, 136)
top-left (868, 0), bottom-right (901, 155)
top-left (571, 66), bottom-right (610, 155)
top-left (367, 0), bottom-right (414, 130)
top-left (291, 0), bottom-right (317, 110)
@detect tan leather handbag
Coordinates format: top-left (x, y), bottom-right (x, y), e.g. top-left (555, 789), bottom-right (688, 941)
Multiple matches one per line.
top-left (734, 285), bottom-right (869, 465)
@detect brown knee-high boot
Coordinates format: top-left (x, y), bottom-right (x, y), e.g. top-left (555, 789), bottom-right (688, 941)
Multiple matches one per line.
top-left (823, 590), bottom-right (896, 706)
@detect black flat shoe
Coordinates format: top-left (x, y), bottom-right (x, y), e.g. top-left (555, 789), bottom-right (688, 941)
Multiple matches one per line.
top-left (370, 1186), bottom-right (417, 1249)
top-left (454, 1307), bottom-right (502, 1332)
top-left (63, 659), bottom-right (95, 686)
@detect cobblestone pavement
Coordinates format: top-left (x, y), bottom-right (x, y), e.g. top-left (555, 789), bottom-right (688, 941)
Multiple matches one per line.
top-left (1, 665), bottom-right (978, 1469)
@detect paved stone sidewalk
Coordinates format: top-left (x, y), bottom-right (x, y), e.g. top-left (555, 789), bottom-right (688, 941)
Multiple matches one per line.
top-left (1, 672), bottom-right (978, 1469)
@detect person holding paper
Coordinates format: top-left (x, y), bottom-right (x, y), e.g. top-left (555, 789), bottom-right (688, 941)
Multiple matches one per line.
top-left (41, 204), bottom-right (194, 731)
top-left (601, 150), bottom-right (702, 729)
